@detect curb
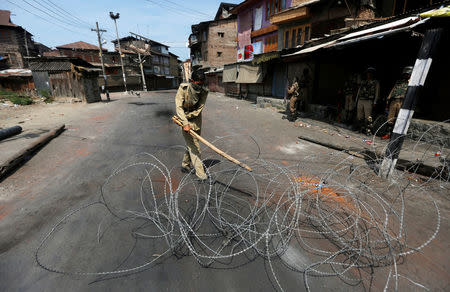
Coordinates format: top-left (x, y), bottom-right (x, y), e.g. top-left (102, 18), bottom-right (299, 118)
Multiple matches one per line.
top-left (297, 135), bottom-right (448, 179)
top-left (0, 124), bottom-right (66, 181)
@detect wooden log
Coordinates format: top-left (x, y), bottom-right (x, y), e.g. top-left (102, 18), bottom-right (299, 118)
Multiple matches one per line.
top-left (172, 116), bottom-right (252, 172)
top-left (0, 125), bottom-right (65, 180)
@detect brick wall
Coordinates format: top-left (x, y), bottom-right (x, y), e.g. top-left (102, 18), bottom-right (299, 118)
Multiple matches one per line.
top-left (206, 18), bottom-right (237, 68)
top-left (57, 49), bottom-right (101, 64)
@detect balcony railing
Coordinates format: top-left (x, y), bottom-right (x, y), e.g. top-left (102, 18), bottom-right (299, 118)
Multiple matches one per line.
top-left (189, 35), bottom-right (199, 47)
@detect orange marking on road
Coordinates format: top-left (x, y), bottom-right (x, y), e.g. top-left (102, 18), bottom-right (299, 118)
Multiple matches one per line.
top-left (75, 147), bottom-right (90, 157)
top-left (90, 114), bottom-right (110, 121)
top-left (0, 205), bottom-right (12, 221)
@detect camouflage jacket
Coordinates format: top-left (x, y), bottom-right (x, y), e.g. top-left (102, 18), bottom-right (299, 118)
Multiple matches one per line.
top-left (387, 79), bottom-right (408, 101)
top-left (357, 79), bottom-right (380, 103)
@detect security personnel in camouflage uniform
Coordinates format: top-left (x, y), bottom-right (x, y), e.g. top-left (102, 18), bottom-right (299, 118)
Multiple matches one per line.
top-left (382, 66), bottom-right (412, 140)
top-left (287, 77), bottom-right (301, 121)
top-left (356, 67), bottom-right (380, 135)
top-left (175, 70), bottom-right (209, 180)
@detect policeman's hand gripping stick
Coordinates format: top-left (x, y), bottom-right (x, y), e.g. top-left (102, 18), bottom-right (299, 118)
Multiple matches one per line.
top-left (172, 115), bottom-right (252, 172)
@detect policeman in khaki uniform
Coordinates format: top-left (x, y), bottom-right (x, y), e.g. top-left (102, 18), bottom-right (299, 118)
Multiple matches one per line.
top-left (175, 70), bottom-right (209, 180)
top-left (382, 66), bottom-right (412, 140)
top-left (355, 67), bottom-right (380, 135)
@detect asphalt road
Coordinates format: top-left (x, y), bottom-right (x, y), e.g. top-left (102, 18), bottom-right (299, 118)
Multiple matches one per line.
top-left (0, 90), bottom-right (448, 291)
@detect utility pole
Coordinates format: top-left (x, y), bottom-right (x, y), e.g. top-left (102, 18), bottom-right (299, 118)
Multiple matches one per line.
top-left (138, 52), bottom-right (147, 91)
top-left (110, 12), bottom-right (128, 93)
top-left (379, 28), bottom-right (444, 178)
top-left (91, 22), bottom-right (110, 101)
top-left (24, 31), bottom-right (29, 56)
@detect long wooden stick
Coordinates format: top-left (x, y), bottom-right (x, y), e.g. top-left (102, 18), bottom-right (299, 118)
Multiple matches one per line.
top-left (172, 116), bottom-right (252, 172)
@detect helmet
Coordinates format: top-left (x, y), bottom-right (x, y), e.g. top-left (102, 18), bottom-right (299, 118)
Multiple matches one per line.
top-left (402, 66), bottom-right (413, 75)
top-left (191, 69), bottom-right (205, 83)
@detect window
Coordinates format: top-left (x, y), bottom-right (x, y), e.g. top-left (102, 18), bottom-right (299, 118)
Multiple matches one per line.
top-left (284, 30), bottom-right (289, 49)
top-left (304, 26), bottom-right (310, 42)
top-left (264, 34), bottom-right (278, 53)
top-left (266, 0), bottom-right (287, 20)
top-left (283, 24), bottom-right (311, 49)
top-left (217, 52), bottom-right (222, 57)
top-left (296, 28), bottom-right (302, 46)
top-left (218, 32), bottom-right (224, 38)
top-left (291, 29), bottom-right (296, 48)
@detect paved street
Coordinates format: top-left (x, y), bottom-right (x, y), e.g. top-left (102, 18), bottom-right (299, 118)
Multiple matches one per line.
top-left (0, 90), bottom-right (448, 291)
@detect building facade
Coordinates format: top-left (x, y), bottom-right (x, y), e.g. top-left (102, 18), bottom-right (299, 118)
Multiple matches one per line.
top-left (189, 3), bottom-right (237, 70)
top-left (0, 10), bottom-right (37, 69)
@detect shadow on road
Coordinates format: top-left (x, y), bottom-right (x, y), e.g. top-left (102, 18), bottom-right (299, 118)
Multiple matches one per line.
top-left (128, 102), bottom-right (157, 106)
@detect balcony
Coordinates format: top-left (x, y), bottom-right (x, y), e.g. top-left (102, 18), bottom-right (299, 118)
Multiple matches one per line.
top-left (270, 6), bottom-right (309, 25)
top-left (188, 34), bottom-right (199, 48)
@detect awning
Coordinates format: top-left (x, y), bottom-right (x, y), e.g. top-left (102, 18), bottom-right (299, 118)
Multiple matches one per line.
top-left (236, 64), bottom-right (264, 84)
top-left (282, 16), bottom-right (424, 58)
top-left (328, 18), bottom-right (427, 49)
top-left (420, 5), bottom-right (450, 18)
top-left (339, 16), bottom-right (418, 41)
top-left (282, 40), bottom-right (336, 57)
top-left (223, 64), bottom-right (238, 83)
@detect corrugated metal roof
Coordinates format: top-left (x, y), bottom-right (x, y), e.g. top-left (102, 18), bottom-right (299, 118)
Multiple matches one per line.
top-left (29, 61), bottom-right (72, 72)
top-left (0, 69), bottom-right (32, 77)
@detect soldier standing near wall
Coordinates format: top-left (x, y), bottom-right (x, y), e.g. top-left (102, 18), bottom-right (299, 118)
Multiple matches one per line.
top-left (381, 66), bottom-right (412, 140)
top-left (355, 67), bottom-right (380, 135)
top-left (175, 70), bottom-right (209, 181)
top-left (342, 73), bottom-right (359, 123)
top-left (284, 77), bottom-right (301, 122)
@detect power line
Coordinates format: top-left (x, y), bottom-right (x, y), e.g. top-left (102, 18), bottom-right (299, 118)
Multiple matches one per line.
top-left (163, 0), bottom-right (211, 17)
top-left (41, 0), bottom-right (93, 28)
top-left (6, 0), bottom-right (90, 36)
top-left (32, 0), bottom-right (92, 29)
top-left (144, 0), bottom-right (207, 20)
top-left (21, 0), bottom-right (91, 32)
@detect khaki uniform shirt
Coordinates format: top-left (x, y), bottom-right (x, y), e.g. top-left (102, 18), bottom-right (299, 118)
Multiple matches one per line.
top-left (175, 83), bottom-right (208, 131)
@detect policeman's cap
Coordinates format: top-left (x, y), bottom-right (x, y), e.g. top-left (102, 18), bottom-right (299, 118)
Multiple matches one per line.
top-left (365, 67), bottom-right (376, 73)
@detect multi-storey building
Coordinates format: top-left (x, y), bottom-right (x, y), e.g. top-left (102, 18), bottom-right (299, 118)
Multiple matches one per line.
top-left (189, 3), bottom-right (237, 70)
top-left (0, 10), bottom-right (37, 69)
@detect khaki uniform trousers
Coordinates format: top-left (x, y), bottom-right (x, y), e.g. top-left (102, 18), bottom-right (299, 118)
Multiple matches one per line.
top-left (387, 99), bottom-right (402, 125)
top-left (345, 94), bottom-right (354, 112)
top-left (357, 99), bottom-right (373, 121)
top-left (289, 95), bottom-right (298, 113)
top-left (182, 129), bottom-right (207, 179)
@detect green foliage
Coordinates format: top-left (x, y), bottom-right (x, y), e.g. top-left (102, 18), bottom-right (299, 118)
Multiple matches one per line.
top-left (0, 90), bottom-right (34, 105)
top-left (38, 89), bottom-right (54, 103)
top-left (39, 89), bottom-right (50, 98)
top-left (8, 95), bottom-right (33, 105)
